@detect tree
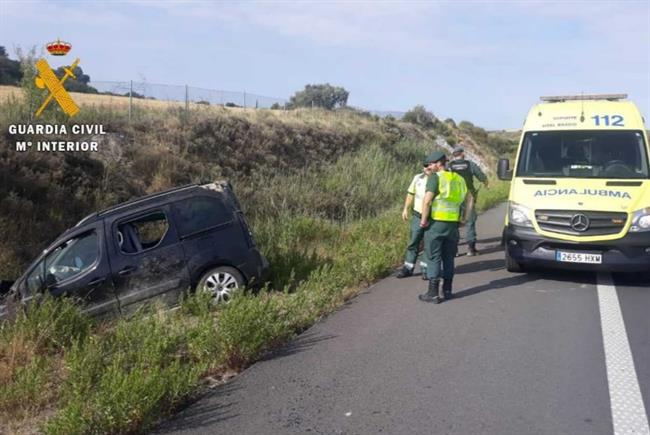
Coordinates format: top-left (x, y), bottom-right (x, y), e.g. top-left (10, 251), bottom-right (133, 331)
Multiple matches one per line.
top-left (402, 105), bottom-right (436, 128)
top-left (288, 83), bottom-right (349, 110)
top-left (124, 90), bottom-right (146, 99)
top-left (444, 118), bottom-right (457, 128)
top-left (17, 46), bottom-right (45, 117)
top-left (54, 65), bottom-right (98, 93)
top-left (0, 46), bottom-right (22, 85)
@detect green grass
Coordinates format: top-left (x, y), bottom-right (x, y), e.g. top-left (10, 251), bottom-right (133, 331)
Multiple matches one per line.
top-left (0, 296), bottom-right (92, 428)
top-left (44, 307), bottom-right (211, 434)
top-left (1, 175), bottom-right (509, 434)
top-left (476, 179), bottom-right (510, 213)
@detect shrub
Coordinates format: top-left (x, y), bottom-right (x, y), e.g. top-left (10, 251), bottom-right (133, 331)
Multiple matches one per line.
top-left (0, 296), bottom-right (91, 423)
top-left (287, 83), bottom-right (349, 110)
top-left (402, 105), bottom-right (436, 128)
top-left (44, 307), bottom-right (212, 435)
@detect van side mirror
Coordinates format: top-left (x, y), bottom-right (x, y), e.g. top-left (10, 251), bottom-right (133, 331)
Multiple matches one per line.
top-left (45, 273), bottom-right (58, 289)
top-left (497, 158), bottom-right (513, 181)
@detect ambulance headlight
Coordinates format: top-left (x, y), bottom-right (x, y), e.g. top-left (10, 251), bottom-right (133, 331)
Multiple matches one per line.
top-left (630, 208), bottom-right (650, 232)
top-left (509, 201), bottom-right (533, 228)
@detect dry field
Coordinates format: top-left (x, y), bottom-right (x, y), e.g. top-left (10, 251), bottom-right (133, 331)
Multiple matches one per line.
top-left (0, 84), bottom-right (255, 113)
top-left (0, 85), bottom-right (385, 133)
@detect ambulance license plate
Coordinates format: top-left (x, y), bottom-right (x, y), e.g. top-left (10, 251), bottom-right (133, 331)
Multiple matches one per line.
top-left (555, 251), bottom-right (602, 264)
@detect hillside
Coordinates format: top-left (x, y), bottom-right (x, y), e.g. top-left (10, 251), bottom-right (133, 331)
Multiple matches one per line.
top-left (0, 87), bottom-right (511, 279)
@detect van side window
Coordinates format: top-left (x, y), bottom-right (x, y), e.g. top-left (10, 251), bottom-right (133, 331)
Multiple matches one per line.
top-left (174, 197), bottom-right (232, 236)
top-left (26, 262), bottom-right (45, 294)
top-left (38, 231), bottom-right (99, 287)
top-left (117, 211), bottom-right (169, 254)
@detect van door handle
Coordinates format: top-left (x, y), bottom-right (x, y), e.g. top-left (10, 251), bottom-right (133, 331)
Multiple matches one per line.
top-left (118, 266), bottom-right (136, 276)
top-left (88, 277), bottom-right (107, 286)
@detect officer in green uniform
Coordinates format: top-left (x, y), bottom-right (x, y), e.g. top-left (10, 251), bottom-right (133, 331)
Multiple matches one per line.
top-left (449, 145), bottom-right (488, 256)
top-left (419, 151), bottom-right (467, 303)
top-left (396, 157), bottom-right (434, 279)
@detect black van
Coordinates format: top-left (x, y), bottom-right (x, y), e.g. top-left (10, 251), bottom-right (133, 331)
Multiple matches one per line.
top-left (1, 181), bottom-right (268, 318)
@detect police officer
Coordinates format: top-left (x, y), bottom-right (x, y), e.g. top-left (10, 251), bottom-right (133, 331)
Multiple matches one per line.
top-left (419, 151), bottom-right (467, 303)
top-left (449, 145), bottom-right (488, 256)
top-left (396, 157), bottom-right (434, 279)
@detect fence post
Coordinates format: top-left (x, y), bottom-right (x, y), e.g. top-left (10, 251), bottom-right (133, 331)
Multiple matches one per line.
top-left (128, 80), bottom-right (133, 122)
top-left (185, 84), bottom-right (189, 121)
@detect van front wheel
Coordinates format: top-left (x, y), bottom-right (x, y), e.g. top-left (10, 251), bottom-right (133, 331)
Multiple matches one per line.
top-left (505, 249), bottom-right (524, 273)
top-left (196, 266), bottom-right (244, 304)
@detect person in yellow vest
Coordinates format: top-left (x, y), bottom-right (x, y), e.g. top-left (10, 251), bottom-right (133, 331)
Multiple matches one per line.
top-left (418, 151), bottom-right (467, 303)
top-left (396, 156), bottom-right (435, 279)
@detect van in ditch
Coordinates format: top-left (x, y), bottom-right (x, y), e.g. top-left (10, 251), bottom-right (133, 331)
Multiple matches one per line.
top-left (498, 94), bottom-right (650, 273)
top-left (1, 181), bottom-right (269, 319)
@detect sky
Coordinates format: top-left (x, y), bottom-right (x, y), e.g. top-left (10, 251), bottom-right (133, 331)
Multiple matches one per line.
top-left (1, 0), bottom-right (649, 130)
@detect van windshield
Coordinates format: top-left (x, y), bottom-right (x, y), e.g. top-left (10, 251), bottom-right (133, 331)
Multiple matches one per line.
top-left (516, 130), bottom-right (649, 179)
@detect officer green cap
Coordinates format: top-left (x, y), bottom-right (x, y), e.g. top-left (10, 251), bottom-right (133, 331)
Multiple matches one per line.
top-left (425, 151), bottom-right (446, 164)
top-left (452, 146), bottom-right (464, 154)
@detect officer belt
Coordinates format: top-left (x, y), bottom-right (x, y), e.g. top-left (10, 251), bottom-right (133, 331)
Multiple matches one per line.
top-left (412, 210), bottom-right (422, 218)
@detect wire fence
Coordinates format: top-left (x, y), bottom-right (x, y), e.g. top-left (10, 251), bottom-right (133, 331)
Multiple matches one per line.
top-left (88, 81), bottom-right (287, 117)
top-left (86, 80), bottom-right (403, 120)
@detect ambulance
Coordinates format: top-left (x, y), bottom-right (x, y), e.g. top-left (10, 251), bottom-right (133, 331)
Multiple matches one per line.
top-left (498, 94), bottom-right (650, 273)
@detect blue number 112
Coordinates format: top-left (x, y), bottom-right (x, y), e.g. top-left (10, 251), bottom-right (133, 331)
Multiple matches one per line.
top-left (591, 115), bottom-right (624, 126)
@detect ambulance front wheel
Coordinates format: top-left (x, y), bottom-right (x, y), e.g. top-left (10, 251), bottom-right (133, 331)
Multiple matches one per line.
top-left (505, 249), bottom-right (525, 273)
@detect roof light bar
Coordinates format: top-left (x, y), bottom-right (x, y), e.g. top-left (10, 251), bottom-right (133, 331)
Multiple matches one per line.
top-left (540, 94), bottom-right (627, 102)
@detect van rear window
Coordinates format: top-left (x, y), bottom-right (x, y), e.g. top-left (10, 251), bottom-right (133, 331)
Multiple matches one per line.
top-left (516, 130), bottom-right (649, 179)
top-left (174, 197), bottom-right (232, 236)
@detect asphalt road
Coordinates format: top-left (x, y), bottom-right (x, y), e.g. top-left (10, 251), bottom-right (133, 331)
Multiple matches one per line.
top-left (156, 203), bottom-right (650, 435)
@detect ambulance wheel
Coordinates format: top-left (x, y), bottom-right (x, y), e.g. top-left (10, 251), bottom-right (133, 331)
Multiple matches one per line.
top-left (505, 249), bottom-right (524, 273)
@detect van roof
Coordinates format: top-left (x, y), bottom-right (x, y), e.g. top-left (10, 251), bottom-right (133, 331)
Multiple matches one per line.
top-left (75, 180), bottom-right (232, 227)
top-left (523, 95), bottom-right (646, 132)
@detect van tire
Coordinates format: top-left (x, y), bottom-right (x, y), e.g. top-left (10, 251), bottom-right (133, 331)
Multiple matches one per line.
top-left (505, 249), bottom-right (524, 273)
top-left (196, 266), bottom-right (244, 304)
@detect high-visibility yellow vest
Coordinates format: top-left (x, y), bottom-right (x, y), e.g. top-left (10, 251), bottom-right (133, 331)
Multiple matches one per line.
top-left (431, 171), bottom-right (467, 222)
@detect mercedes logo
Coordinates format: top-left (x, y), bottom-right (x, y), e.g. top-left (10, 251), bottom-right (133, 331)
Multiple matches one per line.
top-left (570, 213), bottom-right (590, 232)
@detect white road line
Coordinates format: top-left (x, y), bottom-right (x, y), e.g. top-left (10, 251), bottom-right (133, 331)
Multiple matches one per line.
top-left (597, 273), bottom-right (650, 435)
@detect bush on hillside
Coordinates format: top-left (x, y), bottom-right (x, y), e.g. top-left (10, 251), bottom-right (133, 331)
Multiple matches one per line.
top-left (444, 118), bottom-right (456, 128)
top-left (402, 105), bottom-right (436, 128)
top-left (287, 83), bottom-right (349, 110)
top-left (54, 66), bottom-right (97, 94)
top-left (0, 46), bottom-right (22, 85)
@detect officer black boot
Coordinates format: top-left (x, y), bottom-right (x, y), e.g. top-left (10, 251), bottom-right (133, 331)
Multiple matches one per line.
top-left (442, 278), bottom-right (453, 300)
top-left (467, 242), bottom-right (479, 256)
top-left (419, 279), bottom-right (441, 303)
top-left (396, 266), bottom-right (413, 278)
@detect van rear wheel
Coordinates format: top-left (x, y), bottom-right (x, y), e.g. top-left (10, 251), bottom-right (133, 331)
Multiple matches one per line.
top-left (505, 249), bottom-right (524, 273)
top-left (196, 266), bottom-right (244, 304)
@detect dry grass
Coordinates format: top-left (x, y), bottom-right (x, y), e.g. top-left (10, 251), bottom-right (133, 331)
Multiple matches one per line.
top-left (0, 85), bottom-right (259, 114)
top-left (0, 85), bottom-right (383, 129)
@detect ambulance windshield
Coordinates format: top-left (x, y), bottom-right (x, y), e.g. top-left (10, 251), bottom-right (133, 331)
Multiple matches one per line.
top-left (516, 130), bottom-right (649, 179)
